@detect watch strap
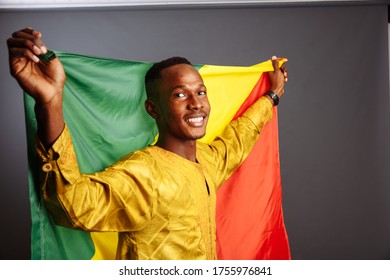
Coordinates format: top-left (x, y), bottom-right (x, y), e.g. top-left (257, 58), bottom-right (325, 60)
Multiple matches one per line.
top-left (265, 90), bottom-right (279, 106)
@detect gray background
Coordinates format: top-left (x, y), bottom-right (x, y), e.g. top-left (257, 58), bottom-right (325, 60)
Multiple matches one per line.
top-left (0, 2), bottom-right (389, 259)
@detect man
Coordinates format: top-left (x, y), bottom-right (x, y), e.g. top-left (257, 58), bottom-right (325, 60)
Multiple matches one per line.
top-left (7, 27), bottom-right (288, 260)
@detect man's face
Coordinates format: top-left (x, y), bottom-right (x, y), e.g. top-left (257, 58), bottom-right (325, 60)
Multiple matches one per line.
top-left (153, 64), bottom-right (211, 142)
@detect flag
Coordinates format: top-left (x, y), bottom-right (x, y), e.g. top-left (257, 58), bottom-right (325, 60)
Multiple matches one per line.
top-left (24, 51), bottom-right (290, 259)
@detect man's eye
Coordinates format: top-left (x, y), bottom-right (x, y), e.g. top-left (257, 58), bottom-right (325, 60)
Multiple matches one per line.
top-left (198, 91), bottom-right (206, 96)
top-left (175, 92), bottom-right (186, 98)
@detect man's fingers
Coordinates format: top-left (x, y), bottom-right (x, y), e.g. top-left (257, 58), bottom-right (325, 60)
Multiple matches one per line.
top-left (272, 56), bottom-right (289, 83)
top-left (280, 64), bottom-right (288, 82)
top-left (13, 27), bottom-right (43, 41)
top-left (9, 28), bottom-right (47, 55)
top-left (271, 55), bottom-right (279, 71)
top-left (9, 47), bottom-right (40, 63)
top-left (8, 37), bottom-right (42, 57)
top-left (7, 27), bottom-right (49, 64)
top-left (23, 27), bottom-right (48, 53)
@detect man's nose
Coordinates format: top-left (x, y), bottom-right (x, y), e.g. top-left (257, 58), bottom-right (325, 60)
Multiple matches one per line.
top-left (187, 94), bottom-right (204, 110)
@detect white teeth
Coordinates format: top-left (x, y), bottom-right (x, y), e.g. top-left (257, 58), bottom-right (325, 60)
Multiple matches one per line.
top-left (187, 117), bottom-right (203, 123)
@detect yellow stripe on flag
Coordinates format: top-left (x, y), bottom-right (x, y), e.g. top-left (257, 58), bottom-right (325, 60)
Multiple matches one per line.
top-left (199, 59), bottom-right (285, 143)
top-left (91, 232), bottom-right (118, 259)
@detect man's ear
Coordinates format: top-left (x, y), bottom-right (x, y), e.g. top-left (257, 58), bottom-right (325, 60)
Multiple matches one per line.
top-left (145, 99), bottom-right (159, 119)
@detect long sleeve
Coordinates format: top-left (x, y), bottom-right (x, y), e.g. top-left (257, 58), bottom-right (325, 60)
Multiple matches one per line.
top-left (36, 125), bottom-right (157, 232)
top-left (197, 96), bottom-right (273, 188)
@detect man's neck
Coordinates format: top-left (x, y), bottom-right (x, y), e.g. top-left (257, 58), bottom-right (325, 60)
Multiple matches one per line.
top-left (155, 139), bottom-right (197, 162)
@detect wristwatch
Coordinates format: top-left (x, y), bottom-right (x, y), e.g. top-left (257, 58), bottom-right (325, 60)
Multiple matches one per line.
top-left (265, 90), bottom-right (279, 106)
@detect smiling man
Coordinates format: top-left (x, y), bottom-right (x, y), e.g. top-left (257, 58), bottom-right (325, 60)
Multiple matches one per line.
top-left (7, 28), bottom-right (287, 260)
top-left (145, 58), bottom-right (211, 162)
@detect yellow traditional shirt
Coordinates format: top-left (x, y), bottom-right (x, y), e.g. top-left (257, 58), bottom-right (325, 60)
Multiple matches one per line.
top-left (37, 97), bottom-right (273, 260)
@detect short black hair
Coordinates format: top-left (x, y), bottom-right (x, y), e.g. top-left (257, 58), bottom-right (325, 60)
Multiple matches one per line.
top-left (145, 56), bottom-right (192, 99)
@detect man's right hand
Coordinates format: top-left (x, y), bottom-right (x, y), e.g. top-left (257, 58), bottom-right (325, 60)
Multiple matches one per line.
top-left (7, 27), bottom-right (65, 105)
top-left (7, 27), bottom-right (66, 147)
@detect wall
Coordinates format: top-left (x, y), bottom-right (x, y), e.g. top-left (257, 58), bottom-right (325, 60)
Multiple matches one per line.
top-left (0, 3), bottom-right (389, 259)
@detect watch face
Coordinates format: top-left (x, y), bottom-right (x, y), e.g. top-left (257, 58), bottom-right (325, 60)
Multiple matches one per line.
top-left (273, 92), bottom-right (279, 106)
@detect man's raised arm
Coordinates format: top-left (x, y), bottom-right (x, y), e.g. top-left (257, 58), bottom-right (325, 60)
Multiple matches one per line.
top-left (7, 27), bottom-right (66, 147)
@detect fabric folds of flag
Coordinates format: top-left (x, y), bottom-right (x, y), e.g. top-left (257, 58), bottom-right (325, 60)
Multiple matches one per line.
top-left (24, 51), bottom-right (290, 260)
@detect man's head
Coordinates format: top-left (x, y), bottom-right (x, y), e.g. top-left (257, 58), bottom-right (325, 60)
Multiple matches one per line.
top-left (144, 57), bottom-right (211, 143)
top-left (145, 56), bottom-right (192, 100)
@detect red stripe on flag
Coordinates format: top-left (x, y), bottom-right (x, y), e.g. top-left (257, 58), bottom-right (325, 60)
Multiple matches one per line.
top-left (216, 73), bottom-right (291, 260)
